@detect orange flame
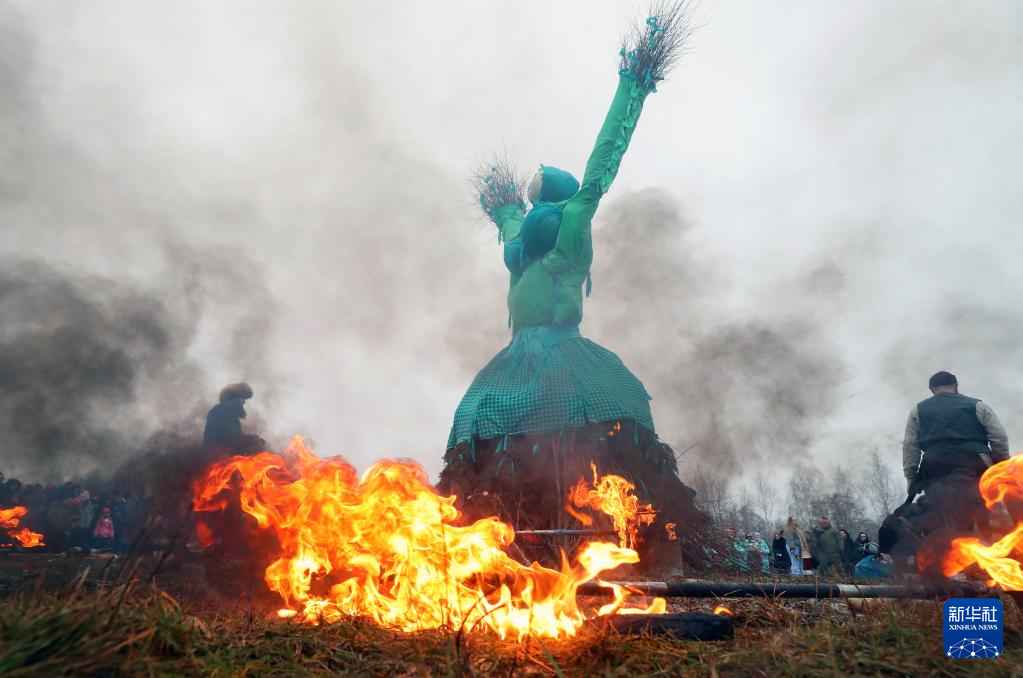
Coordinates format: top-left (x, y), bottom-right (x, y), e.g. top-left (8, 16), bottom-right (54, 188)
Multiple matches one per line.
top-left (0, 506), bottom-right (27, 529)
top-left (0, 506), bottom-right (45, 548)
top-left (564, 502), bottom-right (594, 527)
top-left (977, 455), bottom-right (1023, 509)
top-left (568, 462), bottom-right (656, 549)
top-left (712, 605), bottom-right (733, 616)
top-left (941, 456), bottom-right (1023, 590)
top-left (193, 436), bottom-right (665, 639)
top-left (665, 522), bottom-right (677, 541)
top-left (8, 527), bottom-right (45, 548)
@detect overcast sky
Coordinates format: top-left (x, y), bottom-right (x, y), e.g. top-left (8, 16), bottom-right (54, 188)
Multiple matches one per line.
top-left (2, 1), bottom-right (1021, 488)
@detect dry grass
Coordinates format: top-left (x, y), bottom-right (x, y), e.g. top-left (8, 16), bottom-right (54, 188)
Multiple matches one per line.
top-left (1, 563), bottom-right (1020, 677)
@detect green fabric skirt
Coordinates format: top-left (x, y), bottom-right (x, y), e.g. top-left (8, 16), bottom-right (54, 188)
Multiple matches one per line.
top-left (447, 326), bottom-right (655, 449)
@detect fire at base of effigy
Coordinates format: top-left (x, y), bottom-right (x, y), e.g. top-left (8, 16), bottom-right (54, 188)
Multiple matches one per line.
top-left (192, 435), bottom-right (692, 642)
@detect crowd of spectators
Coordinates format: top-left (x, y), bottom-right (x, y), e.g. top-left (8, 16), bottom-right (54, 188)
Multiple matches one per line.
top-left (684, 515), bottom-right (893, 579)
top-left (1, 472), bottom-right (148, 554)
top-left (1, 383), bottom-right (259, 556)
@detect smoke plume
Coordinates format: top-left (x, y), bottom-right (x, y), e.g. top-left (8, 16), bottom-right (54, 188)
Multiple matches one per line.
top-left (587, 189), bottom-right (842, 473)
top-left (1, 1), bottom-right (1019, 489)
top-left (0, 250), bottom-right (276, 482)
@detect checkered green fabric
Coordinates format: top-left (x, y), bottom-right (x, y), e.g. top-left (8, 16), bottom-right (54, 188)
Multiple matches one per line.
top-left (447, 326), bottom-right (654, 449)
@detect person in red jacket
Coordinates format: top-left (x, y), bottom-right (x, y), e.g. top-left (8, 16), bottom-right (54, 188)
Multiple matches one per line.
top-left (91, 507), bottom-right (115, 549)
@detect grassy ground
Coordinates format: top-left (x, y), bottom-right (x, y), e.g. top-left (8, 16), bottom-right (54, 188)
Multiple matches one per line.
top-left (0, 554), bottom-right (1020, 676)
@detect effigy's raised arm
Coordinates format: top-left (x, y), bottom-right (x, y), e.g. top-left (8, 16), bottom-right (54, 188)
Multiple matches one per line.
top-left (574, 2), bottom-right (697, 213)
top-left (471, 159), bottom-right (528, 244)
top-left (549, 4), bottom-right (695, 274)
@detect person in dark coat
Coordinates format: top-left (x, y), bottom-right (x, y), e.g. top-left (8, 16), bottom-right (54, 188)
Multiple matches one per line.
top-left (198, 383), bottom-right (267, 556)
top-left (838, 529), bottom-right (858, 574)
top-left (771, 531), bottom-right (792, 573)
top-left (203, 383), bottom-right (265, 456)
top-left (108, 493), bottom-right (127, 552)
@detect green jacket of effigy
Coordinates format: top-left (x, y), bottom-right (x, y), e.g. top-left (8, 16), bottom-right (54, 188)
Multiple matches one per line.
top-left (492, 74), bottom-right (651, 333)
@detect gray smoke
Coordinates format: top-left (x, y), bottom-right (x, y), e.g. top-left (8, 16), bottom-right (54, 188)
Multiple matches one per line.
top-left (0, 0), bottom-right (505, 478)
top-left (586, 189), bottom-right (842, 472)
top-left (0, 250), bottom-right (276, 481)
top-left (1, 1), bottom-right (1019, 489)
top-left (882, 302), bottom-right (1023, 422)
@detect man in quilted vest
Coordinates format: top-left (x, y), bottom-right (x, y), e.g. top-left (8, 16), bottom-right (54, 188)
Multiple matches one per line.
top-left (901, 371), bottom-right (1010, 531)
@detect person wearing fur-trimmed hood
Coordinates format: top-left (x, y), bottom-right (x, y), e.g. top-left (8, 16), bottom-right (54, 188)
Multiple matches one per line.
top-left (203, 382), bottom-right (265, 456)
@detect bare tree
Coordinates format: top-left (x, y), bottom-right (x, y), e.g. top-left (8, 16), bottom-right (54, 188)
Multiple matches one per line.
top-left (814, 490), bottom-right (865, 533)
top-left (793, 464), bottom-right (870, 534)
top-left (861, 448), bottom-right (899, 522)
top-left (786, 462), bottom-right (824, 527)
top-left (689, 464), bottom-right (732, 521)
top-left (735, 486), bottom-right (760, 534)
top-left (752, 473), bottom-right (780, 532)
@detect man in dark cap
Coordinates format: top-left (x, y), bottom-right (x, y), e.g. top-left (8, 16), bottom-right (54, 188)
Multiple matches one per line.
top-left (203, 383), bottom-right (265, 456)
top-left (901, 371), bottom-right (1010, 530)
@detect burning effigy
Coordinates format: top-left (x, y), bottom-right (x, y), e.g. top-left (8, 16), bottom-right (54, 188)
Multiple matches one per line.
top-left (438, 3), bottom-right (704, 559)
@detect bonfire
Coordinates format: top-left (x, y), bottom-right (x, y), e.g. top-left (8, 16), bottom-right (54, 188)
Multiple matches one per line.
top-left (192, 435), bottom-right (672, 641)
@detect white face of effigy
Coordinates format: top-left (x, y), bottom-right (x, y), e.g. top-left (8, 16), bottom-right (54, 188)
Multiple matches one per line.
top-left (527, 170), bottom-right (543, 204)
